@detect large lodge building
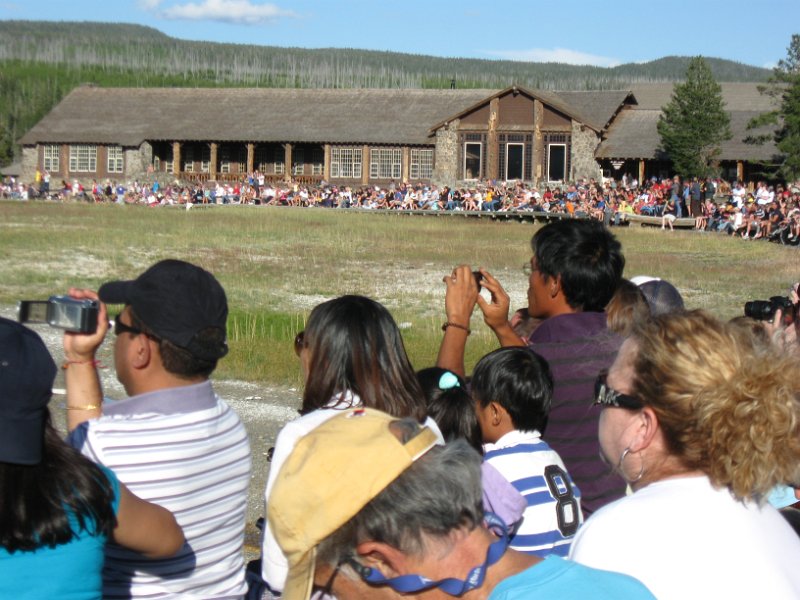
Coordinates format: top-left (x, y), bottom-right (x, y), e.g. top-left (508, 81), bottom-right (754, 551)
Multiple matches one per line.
top-left (19, 83), bottom-right (779, 188)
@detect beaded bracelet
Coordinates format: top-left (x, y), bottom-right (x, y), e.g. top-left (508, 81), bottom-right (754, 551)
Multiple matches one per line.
top-left (441, 321), bottom-right (471, 335)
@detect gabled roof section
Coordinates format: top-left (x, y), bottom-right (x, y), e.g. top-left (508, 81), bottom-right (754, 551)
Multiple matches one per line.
top-left (19, 86), bottom-right (495, 147)
top-left (553, 90), bottom-right (635, 132)
top-left (428, 85), bottom-right (608, 134)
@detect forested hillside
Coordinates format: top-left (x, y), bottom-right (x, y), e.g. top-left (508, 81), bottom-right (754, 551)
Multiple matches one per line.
top-left (0, 20), bottom-right (772, 166)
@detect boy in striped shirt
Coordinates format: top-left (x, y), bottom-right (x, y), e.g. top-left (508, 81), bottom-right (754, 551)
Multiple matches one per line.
top-left (472, 346), bottom-right (583, 557)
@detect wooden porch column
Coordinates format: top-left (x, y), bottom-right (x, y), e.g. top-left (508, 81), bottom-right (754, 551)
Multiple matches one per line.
top-left (737, 160), bottom-right (744, 182)
top-left (487, 97), bottom-right (500, 181)
top-left (402, 147), bottom-right (410, 183)
top-left (246, 143), bottom-right (255, 174)
top-left (362, 145), bottom-right (370, 185)
top-left (323, 144), bottom-right (331, 180)
top-left (533, 100), bottom-right (544, 186)
top-left (284, 143), bottom-right (293, 182)
top-left (172, 142), bottom-right (181, 176)
top-left (638, 159), bottom-right (646, 185)
top-left (209, 143), bottom-right (218, 179)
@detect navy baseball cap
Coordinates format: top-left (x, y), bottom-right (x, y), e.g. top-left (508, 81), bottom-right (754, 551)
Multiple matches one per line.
top-left (99, 259), bottom-right (229, 361)
top-left (0, 317), bottom-right (56, 465)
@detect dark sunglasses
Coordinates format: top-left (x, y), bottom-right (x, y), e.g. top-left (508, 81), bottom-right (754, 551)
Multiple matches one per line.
top-left (113, 313), bottom-right (146, 337)
top-left (593, 369), bottom-right (642, 409)
top-left (294, 330), bottom-right (305, 357)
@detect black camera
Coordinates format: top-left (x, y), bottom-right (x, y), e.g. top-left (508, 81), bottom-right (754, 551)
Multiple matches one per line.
top-left (744, 296), bottom-right (796, 326)
top-left (17, 296), bottom-right (99, 333)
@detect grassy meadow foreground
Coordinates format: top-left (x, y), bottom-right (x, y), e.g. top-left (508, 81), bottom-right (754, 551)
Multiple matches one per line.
top-left (1, 202), bottom-right (797, 385)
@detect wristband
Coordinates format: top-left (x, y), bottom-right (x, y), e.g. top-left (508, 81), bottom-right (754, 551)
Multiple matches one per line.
top-left (65, 404), bottom-right (100, 411)
top-left (442, 321), bottom-right (471, 335)
top-left (62, 359), bottom-right (103, 370)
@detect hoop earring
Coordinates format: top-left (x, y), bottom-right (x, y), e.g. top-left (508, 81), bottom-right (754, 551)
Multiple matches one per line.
top-left (617, 447), bottom-right (644, 484)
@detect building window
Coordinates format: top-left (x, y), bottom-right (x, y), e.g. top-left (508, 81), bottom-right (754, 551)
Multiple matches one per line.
top-left (107, 146), bottom-right (124, 173)
top-left (331, 147), bottom-right (362, 178)
top-left (464, 143), bottom-right (482, 180)
top-left (256, 146), bottom-right (284, 174)
top-left (200, 146), bottom-right (211, 173)
top-left (43, 145), bottom-right (59, 172)
top-left (410, 149), bottom-right (433, 179)
top-left (293, 146), bottom-right (306, 176)
top-left (370, 148), bottom-right (402, 179)
top-left (183, 146), bottom-right (195, 172)
top-left (69, 145), bottom-right (97, 173)
top-left (310, 146), bottom-right (324, 175)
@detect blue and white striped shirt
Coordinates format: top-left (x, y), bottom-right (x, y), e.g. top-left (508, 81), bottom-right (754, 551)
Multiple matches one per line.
top-left (483, 429), bottom-right (583, 557)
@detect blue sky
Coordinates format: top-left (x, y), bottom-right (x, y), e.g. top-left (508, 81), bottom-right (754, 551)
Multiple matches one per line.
top-left (1, 0), bottom-right (798, 69)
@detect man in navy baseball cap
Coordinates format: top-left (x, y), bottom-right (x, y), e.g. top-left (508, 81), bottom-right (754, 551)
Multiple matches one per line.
top-left (63, 259), bottom-right (251, 599)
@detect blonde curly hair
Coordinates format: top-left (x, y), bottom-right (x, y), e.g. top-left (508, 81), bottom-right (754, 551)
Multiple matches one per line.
top-left (631, 310), bottom-right (800, 501)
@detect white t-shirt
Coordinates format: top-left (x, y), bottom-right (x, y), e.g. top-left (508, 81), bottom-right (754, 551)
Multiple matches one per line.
top-left (570, 475), bottom-right (800, 600)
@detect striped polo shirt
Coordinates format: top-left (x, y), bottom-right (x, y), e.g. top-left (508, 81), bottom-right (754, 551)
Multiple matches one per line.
top-left (484, 430), bottom-right (583, 557)
top-left (68, 380), bottom-right (252, 599)
top-left (528, 311), bottom-right (626, 515)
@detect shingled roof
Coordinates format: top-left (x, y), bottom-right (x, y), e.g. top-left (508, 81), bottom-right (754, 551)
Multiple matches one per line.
top-left (553, 90), bottom-right (634, 131)
top-left (595, 82), bottom-right (780, 161)
top-left (19, 87), bottom-right (495, 147)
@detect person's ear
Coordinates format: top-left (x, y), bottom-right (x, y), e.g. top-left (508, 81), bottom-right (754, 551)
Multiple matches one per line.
top-left (355, 541), bottom-right (407, 578)
top-left (628, 407), bottom-right (659, 453)
top-left (130, 335), bottom-right (153, 370)
top-left (549, 274), bottom-right (562, 299)
top-left (489, 401), bottom-right (507, 427)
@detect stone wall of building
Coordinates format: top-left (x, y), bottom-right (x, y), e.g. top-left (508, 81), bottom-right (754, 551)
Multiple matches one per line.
top-left (126, 142), bottom-right (153, 181)
top-left (432, 120), bottom-right (459, 188)
top-left (20, 146), bottom-right (38, 183)
top-left (570, 122), bottom-right (603, 182)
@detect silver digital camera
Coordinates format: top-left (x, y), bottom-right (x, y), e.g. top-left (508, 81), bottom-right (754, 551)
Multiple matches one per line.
top-left (17, 296), bottom-right (99, 333)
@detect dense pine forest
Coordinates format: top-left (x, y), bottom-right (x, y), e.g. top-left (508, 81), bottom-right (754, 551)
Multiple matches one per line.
top-left (0, 20), bottom-right (772, 166)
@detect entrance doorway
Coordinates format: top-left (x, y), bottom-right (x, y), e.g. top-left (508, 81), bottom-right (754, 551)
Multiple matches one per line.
top-left (505, 144), bottom-right (524, 180)
top-left (547, 144), bottom-right (566, 181)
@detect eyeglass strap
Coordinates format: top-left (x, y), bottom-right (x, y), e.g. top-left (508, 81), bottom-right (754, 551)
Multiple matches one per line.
top-left (354, 512), bottom-right (510, 595)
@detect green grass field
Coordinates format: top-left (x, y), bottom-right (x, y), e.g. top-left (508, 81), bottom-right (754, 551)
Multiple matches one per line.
top-left (2, 202), bottom-right (797, 385)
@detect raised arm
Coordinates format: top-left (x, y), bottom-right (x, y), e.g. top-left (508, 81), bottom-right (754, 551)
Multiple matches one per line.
top-left (63, 288), bottom-right (108, 431)
top-left (476, 269), bottom-right (526, 348)
top-left (436, 265), bottom-right (479, 377)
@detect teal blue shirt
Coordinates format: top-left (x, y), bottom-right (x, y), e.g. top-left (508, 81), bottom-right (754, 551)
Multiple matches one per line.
top-left (0, 465), bottom-right (120, 600)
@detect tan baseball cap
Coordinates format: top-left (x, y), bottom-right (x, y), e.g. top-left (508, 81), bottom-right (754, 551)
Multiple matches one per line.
top-left (268, 408), bottom-right (438, 600)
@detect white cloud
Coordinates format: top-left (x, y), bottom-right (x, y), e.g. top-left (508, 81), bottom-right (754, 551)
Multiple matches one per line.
top-left (485, 47), bottom-right (621, 68)
top-left (763, 61), bottom-right (777, 70)
top-left (151, 0), bottom-right (297, 25)
top-left (137, 0), bottom-right (163, 9)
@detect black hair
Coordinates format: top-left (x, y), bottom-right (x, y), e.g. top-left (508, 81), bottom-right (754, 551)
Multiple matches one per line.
top-left (301, 295), bottom-right (427, 422)
top-left (0, 411), bottom-right (116, 552)
top-left (416, 367), bottom-right (482, 453)
top-left (532, 219), bottom-right (624, 311)
top-left (471, 347), bottom-right (553, 434)
top-left (131, 311), bottom-right (218, 379)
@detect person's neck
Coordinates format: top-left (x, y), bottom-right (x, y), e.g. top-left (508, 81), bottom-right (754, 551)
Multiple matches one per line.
top-left (125, 371), bottom-right (205, 397)
top-left (413, 527), bottom-right (540, 600)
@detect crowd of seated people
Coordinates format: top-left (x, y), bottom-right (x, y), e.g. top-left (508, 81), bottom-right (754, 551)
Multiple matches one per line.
top-left (4, 169), bottom-right (800, 243)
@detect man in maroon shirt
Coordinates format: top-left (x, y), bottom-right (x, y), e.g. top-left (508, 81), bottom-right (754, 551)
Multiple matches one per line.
top-left (438, 219), bottom-right (626, 515)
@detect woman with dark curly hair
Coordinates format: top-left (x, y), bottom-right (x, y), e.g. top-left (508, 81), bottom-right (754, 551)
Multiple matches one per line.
top-left (570, 310), bottom-right (800, 599)
top-left (0, 318), bottom-right (184, 600)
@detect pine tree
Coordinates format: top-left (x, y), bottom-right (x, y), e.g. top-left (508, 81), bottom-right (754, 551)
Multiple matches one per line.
top-left (657, 57), bottom-right (731, 178)
top-left (747, 34), bottom-right (800, 182)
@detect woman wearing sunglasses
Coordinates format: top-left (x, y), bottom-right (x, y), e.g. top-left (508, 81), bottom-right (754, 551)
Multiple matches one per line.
top-left (569, 310), bottom-right (800, 599)
top-left (260, 295), bottom-right (440, 597)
